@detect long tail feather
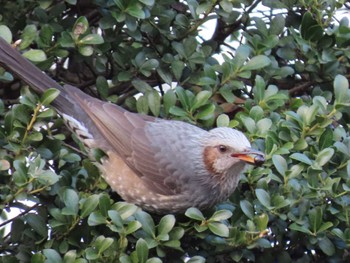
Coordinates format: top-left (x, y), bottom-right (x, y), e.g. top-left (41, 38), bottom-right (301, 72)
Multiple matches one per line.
top-left (0, 37), bottom-right (63, 93)
top-left (0, 37), bottom-right (82, 114)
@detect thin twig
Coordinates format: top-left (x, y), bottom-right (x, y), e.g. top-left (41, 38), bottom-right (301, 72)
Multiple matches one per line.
top-left (0, 203), bottom-right (40, 228)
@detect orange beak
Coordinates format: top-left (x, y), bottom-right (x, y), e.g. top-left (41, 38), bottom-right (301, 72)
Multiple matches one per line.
top-left (231, 148), bottom-right (265, 166)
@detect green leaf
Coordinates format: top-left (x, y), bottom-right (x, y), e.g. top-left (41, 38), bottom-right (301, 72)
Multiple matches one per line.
top-left (254, 213), bottom-right (269, 231)
top-left (253, 75), bottom-right (266, 102)
top-left (171, 60), bottom-right (185, 80)
top-left (163, 240), bottom-right (181, 248)
top-left (233, 45), bottom-right (251, 69)
top-left (126, 4), bottom-right (146, 19)
top-left (318, 222), bottom-right (333, 233)
top-left (62, 153), bottom-right (81, 162)
top-left (169, 227), bottom-right (185, 240)
top-left (191, 90), bottom-right (212, 111)
top-left (26, 213), bottom-right (48, 238)
top-left (88, 212), bottom-right (106, 226)
top-left (241, 116), bottom-right (256, 134)
top-left (147, 90), bottom-right (161, 117)
top-left (256, 118), bottom-right (272, 135)
top-left (169, 106), bottom-right (187, 117)
top-left (27, 132), bottom-right (43, 142)
top-left (210, 210), bottom-right (232, 221)
top-left (37, 170), bottom-right (59, 185)
top-left (85, 248), bottom-right (99, 260)
top-left (39, 24), bottom-right (53, 47)
top-left (23, 49), bottom-right (47, 62)
top-left (269, 14), bottom-right (285, 35)
top-left (32, 253), bottom-right (46, 263)
top-left (118, 71), bottom-right (133, 81)
top-left (141, 59), bottom-right (159, 71)
top-left (135, 211), bottom-right (155, 236)
top-left (80, 194), bottom-right (100, 218)
top-left (158, 215), bottom-right (175, 236)
top-left (13, 160), bottom-right (28, 186)
top-left (146, 259), bottom-right (162, 263)
top-left (256, 189), bottom-right (271, 208)
top-left (0, 71), bottom-right (14, 82)
top-left (0, 25), bottom-right (12, 43)
top-left (163, 89), bottom-right (177, 115)
top-left (194, 223), bottom-right (208, 232)
top-left (309, 207), bottom-right (322, 233)
top-left (219, 86), bottom-right (236, 103)
top-left (240, 200), bottom-right (254, 219)
top-left (37, 108), bottom-right (56, 118)
top-left (20, 24), bottom-right (37, 49)
top-left (175, 86), bottom-right (190, 110)
top-left (185, 207), bottom-right (205, 221)
top-left (216, 114), bottom-right (230, 127)
top-left (241, 55), bottom-right (271, 71)
top-left (289, 223), bottom-right (311, 234)
top-left (319, 128), bottom-right (333, 150)
top-left (43, 249), bottom-right (63, 263)
top-left (272, 195), bottom-right (289, 209)
top-left (97, 237), bottom-right (114, 253)
top-left (294, 138), bottom-right (308, 151)
top-left (78, 45), bottom-right (93, 56)
top-left (315, 148), bottom-right (334, 166)
top-left (318, 236), bottom-right (335, 256)
top-left (208, 222), bottom-right (229, 237)
top-left (250, 106), bottom-right (264, 121)
top-left (187, 256), bottom-right (206, 263)
top-left (126, 220), bottom-right (142, 235)
top-left (136, 238), bottom-right (149, 263)
top-left (139, 0), bottom-right (155, 6)
top-left (63, 250), bottom-right (77, 263)
top-left (61, 189), bottom-right (79, 216)
top-left (334, 74), bottom-right (350, 106)
top-left (272, 155), bottom-right (287, 176)
top-left (195, 103), bottom-right (215, 120)
top-left (108, 210), bottom-right (123, 227)
top-left (99, 194), bottom-right (111, 217)
top-left (73, 16), bottom-right (89, 36)
top-left (132, 79), bottom-right (153, 93)
top-left (157, 68), bottom-right (172, 85)
top-left (59, 31), bottom-right (75, 48)
top-left (116, 203), bottom-right (139, 220)
top-left (136, 95), bottom-right (149, 115)
top-left (290, 153), bottom-right (313, 165)
top-left (96, 76), bottom-right (109, 99)
top-left (79, 34), bottom-right (104, 45)
top-left (300, 12), bottom-right (324, 42)
top-left (331, 228), bottom-right (345, 240)
top-left (40, 88), bottom-right (60, 105)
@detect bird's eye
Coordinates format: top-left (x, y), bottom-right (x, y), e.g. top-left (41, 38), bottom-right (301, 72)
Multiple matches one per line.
top-left (218, 145), bottom-right (227, 153)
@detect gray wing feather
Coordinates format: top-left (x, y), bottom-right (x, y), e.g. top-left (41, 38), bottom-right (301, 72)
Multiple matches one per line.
top-left (70, 93), bottom-right (207, 196)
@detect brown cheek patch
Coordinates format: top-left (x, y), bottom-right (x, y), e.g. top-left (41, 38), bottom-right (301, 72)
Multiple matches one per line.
top-left (203, 146), bottom-right (218, 175)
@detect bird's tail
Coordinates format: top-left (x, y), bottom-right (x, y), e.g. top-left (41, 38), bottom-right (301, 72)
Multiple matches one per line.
top-left (0, 37), bottom-right (64, 94)
top-left (0, 36), bottom-right (78, 113)
top-left (0, 36), bottom-right (109, 147)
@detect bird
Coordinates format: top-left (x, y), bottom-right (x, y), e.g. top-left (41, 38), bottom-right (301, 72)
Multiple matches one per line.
top-left (0, 37), bottom-right (264, 214)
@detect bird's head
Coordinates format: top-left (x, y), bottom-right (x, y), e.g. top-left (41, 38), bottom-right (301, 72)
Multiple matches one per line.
top-left (202, 127), bottom-right (265, 176)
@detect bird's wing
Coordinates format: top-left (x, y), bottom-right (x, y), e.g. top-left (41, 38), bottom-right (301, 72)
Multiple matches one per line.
top-left (71, 91), bottom-right (205, 196)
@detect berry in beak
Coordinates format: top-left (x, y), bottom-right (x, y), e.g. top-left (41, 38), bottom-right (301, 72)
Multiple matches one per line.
top-left (231, 148), bottom-right (265, 166)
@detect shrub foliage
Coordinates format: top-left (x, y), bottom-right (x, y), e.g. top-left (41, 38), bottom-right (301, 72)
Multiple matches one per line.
top-left (0, 0), bottom-right (350, 262)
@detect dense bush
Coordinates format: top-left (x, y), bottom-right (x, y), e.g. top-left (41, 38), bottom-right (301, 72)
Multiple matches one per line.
top-left (0, 0), bottom-right (350, 262)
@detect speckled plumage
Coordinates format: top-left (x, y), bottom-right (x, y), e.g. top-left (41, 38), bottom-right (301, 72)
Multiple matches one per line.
top-left (0, 37), bottom-right (264, 213)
